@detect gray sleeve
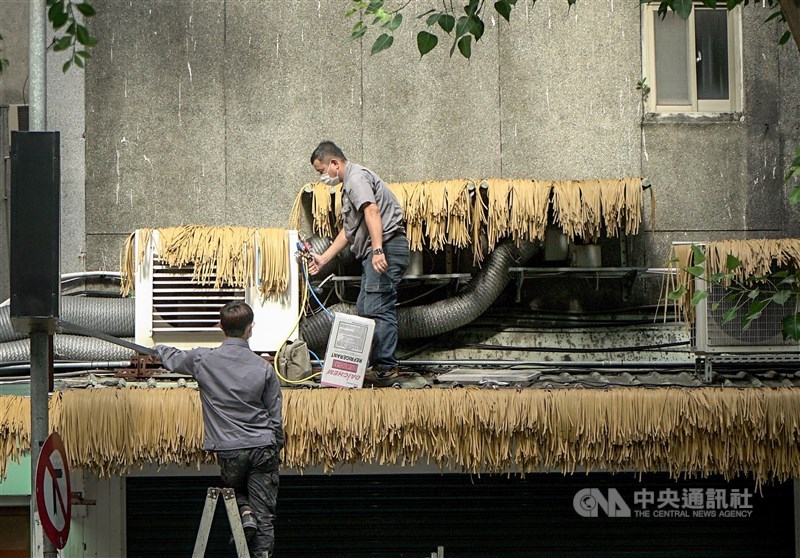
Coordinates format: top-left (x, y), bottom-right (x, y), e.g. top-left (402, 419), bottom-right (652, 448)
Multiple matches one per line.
top-left (346, 169), bottom-right (377, 211)
top-left (262, 363), bottom-right (285, 450)
top-left (154, 344), bottom-right (199, 376)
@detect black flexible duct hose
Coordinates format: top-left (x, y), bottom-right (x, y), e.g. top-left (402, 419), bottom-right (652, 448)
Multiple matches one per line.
top-left (299, 240), bottom-right (539, 354)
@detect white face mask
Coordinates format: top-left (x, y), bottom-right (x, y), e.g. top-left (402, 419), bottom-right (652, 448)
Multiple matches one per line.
top-left (320, 162), bottom-right (341, 186)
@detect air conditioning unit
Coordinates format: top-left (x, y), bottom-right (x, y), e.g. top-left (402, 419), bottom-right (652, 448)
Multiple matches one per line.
top-left (133, 229), bottom-right (300, 352)
top-left (694, 270), bottom-right (800, 355)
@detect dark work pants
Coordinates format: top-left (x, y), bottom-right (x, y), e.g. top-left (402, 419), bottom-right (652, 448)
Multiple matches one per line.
top-left (356, 234), bottom-right (409, 370)
top-left (218, 446), bottom-right (280, 557)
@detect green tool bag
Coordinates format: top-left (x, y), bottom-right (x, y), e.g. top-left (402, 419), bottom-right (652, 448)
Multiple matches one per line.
top-left (277, 339), bottom-right (312, 384)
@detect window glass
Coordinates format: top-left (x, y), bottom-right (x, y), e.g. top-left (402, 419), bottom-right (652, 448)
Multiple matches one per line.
top-left (654, 12), bottom-right (690, 106)
top-left (695, 10), bottom-right (729, 100)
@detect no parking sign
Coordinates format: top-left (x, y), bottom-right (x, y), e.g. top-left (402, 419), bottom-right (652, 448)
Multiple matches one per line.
top-left (35, 432), bottom-right (71, 549)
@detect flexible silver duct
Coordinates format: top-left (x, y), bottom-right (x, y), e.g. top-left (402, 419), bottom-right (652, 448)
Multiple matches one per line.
top-left (0, 334), bottom-right (135, 363)
top-left (300, 240), bottom-right (539, 354)
top-left (0, 297), bottom-right (134, 343)
top-left (0, 296), bottom-right (136, 364)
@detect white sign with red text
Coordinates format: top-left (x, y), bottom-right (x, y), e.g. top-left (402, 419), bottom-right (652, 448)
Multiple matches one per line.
top-left (321, 313), bottom-right (374, 389)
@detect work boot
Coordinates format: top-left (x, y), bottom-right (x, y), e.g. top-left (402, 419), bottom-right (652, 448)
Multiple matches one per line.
top-left (240, 509), bottom-right (257, 541)
top-left (364, 367), bottom-right (400, 387)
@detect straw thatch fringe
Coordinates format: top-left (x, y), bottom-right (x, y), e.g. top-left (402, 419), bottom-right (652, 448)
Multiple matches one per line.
top-left (663, 239), bottom-right (800, 323)
top-left (120, 226), bottom-right (289, 298)
top-left (3, 387), bottom-right (800, 484)
top-left (292, 178), bottom-right (645, 256)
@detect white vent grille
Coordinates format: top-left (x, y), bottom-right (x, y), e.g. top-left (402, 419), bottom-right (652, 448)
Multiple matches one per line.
top-left (151, 261), bottom-right (244, 332)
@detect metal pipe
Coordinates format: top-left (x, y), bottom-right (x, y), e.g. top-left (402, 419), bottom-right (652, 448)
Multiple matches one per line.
top-left (29, 332), bottom-right (56, 558)
top-left (28, 0), bottom-right (47, 130)
top-left (399, 359), bottom-right (693, 369)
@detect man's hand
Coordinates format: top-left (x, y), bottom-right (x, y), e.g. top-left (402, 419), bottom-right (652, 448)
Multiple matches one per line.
top-left (308, 253), bottom-right (327, 276)
top-left (372, 252), bottom-right (388, 274)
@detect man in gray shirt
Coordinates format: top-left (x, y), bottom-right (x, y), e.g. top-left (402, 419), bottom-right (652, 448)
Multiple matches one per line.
top-left (155, 301), bottom-right (283, 558)
top-left (308, 141), bottom-right (409, 385)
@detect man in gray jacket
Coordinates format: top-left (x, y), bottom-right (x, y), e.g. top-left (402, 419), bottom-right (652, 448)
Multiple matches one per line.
top-left (155, 301), bottom-right (283, 558)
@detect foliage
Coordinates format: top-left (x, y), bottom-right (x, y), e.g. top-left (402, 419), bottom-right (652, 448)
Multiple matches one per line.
top-left (0, 1), bottom-right (97, 76)
top-left (787, 145), bottom-right (800, 205)
top-left (669, 245), bottom-right (800, 341)
top-left (47, 0), bottom-right (98, 72)
top-left (345, 0), bottom-right (795, 59)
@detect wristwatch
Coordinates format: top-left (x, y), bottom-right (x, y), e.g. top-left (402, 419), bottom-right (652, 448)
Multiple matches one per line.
top-left (372, 248), bottom-right (384, 255)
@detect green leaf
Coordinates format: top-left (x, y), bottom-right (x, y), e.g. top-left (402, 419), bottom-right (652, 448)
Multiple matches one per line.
top-left (711, 301), bottom-right (720, 311)
top-left (426, 13), bottom-right (440, 26)
top-left (495, 0), bottom-right (511, 22)
top-left (742, 300), bottom-right (769, 330)
top-left (772, 290), bottom-right (792, 305)
top-left (789, 185), bottom-right (800, 205)
top-left (384, 13), bottom-right (402, 31)
top-left (690, 244), bottom-right (706, 265)
top-left (468, 15), bottom-right (484, 41)
top-left (76, 2), bottom-right (96, 16)
top-left (700, 0), bottom-right (716, 7)
top-left (667, 285), bottom-right (687, 301)
top-left (708, 272), bottom-right (729, 282)
top-left (53, 35), bottom-right (73, 52)
top-left (51, 10), bottom-right (69, 29)
top-left (416, 30), bottom-right (438, 56)
top-left (721, 307), bottom-right (738, 324)
top-left (686, 265), bottom-right (705, 277)
top-left (455, 16), bottom-right (470, 38)
top-left (48, 1), bottom-right (65, 23)
top-left (725, 254), bottom-right (741, 271)
top-left (345, 7), bottom-right (359, 17)
top-left (76, 24), bottom-right (90, 45)
top-left (73, 54), bottom-right (84, 68)
top-left (62, 59), bottom-right (72, 72)
top-left (673, 0), bottom-right (693, 20)
top-left (782, 313), bottom-right (800, 341)
top-left (77, 50), bottom-right (91, 59)
top-left (351, 26), bottom-right (367, 40)
top-left (457, 35), bottom-right (472, 58)
top-left (371, 33), bottom-right (393, 55)
top-left (746, 288), bottom-right (760, 299)
top-left (764, 10), bottom-right (784, 23)
top-left (438, 14), bottom-right (455, 33)
top-left (691, 290), bottom-right (709, 306)
top-left (779, 30), bottom-right (791, 45)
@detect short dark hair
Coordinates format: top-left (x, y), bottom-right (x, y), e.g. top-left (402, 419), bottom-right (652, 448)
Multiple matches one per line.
top-left (219, 301), bottom-right (254, 338)
top-left (311, 141), bottom-right (347, 165)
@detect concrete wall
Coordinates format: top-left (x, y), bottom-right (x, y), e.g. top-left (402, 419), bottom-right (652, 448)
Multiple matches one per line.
top-left (0, 0), bottom-right (798, 288)
top-left (80, 0), bottom-right (800, 273)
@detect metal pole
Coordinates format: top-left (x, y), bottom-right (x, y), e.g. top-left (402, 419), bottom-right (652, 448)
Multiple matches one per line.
top-left (28, 0), bottom-right (47, 131)
top-left (29, 4), bottom-right (54, 554)
top-left (30, 332), bottom-right (56, 558)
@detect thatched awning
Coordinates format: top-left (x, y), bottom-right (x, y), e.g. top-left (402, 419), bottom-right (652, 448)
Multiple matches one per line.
top-left (2, 387), bottom-right (799, 484)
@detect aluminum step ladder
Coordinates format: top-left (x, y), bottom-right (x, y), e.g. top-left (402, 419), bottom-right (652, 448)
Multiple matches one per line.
top-left (192, 487), bottom-right (250, 558)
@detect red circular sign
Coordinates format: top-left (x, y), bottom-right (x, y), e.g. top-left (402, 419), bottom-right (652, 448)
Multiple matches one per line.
top-left (35, 431), bottom-right (71, 549)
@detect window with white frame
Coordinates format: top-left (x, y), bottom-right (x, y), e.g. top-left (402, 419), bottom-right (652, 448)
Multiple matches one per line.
top-left (642, 4), bottom-right (742, 114)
